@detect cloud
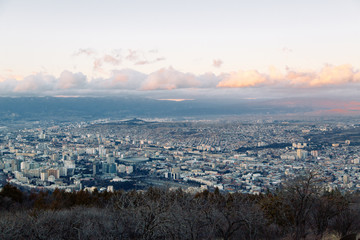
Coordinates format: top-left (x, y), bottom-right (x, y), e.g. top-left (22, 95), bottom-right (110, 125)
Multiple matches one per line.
top-left (126, 49), bottom-right (165, 65)
top-left (0, 69), bottom-right (24, 82)
top-left (0, 79), bottom-right (18, 94)
top-left (135, 60), bottom-right (150, 65)
top-left (57, 71), bottom-right (87, 89)
top-left (92, 54), bottom-right (122, 73)
top-left (268, 66), bottom-right (284, 80)
top-left (217, 70), bottom-right (268, 88)
top-left (2, 64), bottom-right (360, 97)
top-left (217, 64), bottom-right (360, 89)
top-left (73, 48), bottom-right (96, 56)
top-left (135, 57), bottom-right (166, 65)
top-left (0, 71), bottom-right (89, 96)
top-left (13, 73), bottom-right (56, 93)
top-left (286, 64), bottom-right (360, 87)
top-left (74, 48), bottom-right (122, 73)
top-left (285, 71), bottom-right (315, 86)
top-left (308, 64), bottom-right (358, 87)
top-left (91, 69), bottom-right (146, 90)
top-left (126, 49), bottom-right (140, 62)
top-left (74, 48), bottom-right (165, 74)
top-left (141, 67), bottom-right (198, 90)
top-left (197, 72), bottom-right (221, 88)
top-left (103, 54), bottom-right (121, 66)
top-left (213, 59), bottom-right (223, 68)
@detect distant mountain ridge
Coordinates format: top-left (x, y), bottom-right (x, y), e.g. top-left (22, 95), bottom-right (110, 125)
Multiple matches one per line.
top-left (0, 96), bottom-right (355, 122)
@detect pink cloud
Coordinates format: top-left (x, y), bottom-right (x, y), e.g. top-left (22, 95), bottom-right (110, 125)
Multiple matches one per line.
top-left (217, 70), bottom-right (268, 88)
top-left (285, 64), bottom-right (360, 87)
top-left (135, 60), bottom-right (150, 65)
top-left (217, 64), bottom-right (360, 88)
top-left (286, 71), bottom-right (315, 86)
top-left (126, 49), bottom-right (140, 62)
top-left (309, 64), bottom-right (357, 86)
top-left (2, 64), bottom-right (360, 96)
top-left (213, 59), bottom-right (223, 68)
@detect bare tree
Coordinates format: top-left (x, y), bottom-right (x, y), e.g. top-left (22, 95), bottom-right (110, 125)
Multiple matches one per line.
top-left (261, 171), bottom-right (322, 240)
top-left (309, 189), bottom-right (348, 239)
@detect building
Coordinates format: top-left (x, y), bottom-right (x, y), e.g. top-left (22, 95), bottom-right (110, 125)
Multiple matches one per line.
top-left (297, 149), bottom-right (308, 160)
top-left (40, 171), bottom-right (48, 181)
top-left (126, 166), bottom-right (133, 174)
top-left (48, 168), bottom-right (60, 179)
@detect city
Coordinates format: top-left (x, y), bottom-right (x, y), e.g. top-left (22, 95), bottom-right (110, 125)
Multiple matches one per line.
top-left (2, 117), bottom-right (360, 195)
top-left (1, 0), bottom-right (360, 238)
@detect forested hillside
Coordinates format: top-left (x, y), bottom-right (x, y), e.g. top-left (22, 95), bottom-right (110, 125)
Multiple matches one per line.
top-left (0, 173), bottom-right (359, 240)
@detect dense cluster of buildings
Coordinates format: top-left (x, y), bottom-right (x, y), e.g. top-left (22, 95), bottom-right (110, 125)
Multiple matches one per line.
top-left (1, 118), bottom-right (360, 194)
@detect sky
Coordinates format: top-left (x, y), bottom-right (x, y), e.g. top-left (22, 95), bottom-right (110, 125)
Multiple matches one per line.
top-left (0, 0), bottom-right (360, 99)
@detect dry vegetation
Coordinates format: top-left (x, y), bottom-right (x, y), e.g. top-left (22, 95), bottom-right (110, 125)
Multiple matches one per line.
top-left (0, 173), bottom-right (359, 239)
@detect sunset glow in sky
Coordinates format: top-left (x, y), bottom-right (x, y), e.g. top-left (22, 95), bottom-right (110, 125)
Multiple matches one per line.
top-left (0, 0), bottom-right (360, 98)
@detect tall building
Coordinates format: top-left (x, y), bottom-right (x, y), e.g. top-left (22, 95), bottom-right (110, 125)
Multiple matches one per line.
top-left (48, 168), bottom-right (60, 179)
top-left (297, 149), bottom-right (308, 160)
top-left (98, 145), bottom-right (107, 157)
top-left (93, 162), bottom-right (100, 176)
top-left (11, 159), bottom-right (20, 172)
top-left (310, 150), bottom-right (318, 157)
top-left (40, 171), bottom-right (48, 181)
top-left (107, 154), bottom-right (115, 164)
top-left (102, 162), bottom-right (109, 173)
top-left (109, 163), bottom-right (117, 174)
top-left (64, 160), bottom-right (76, 169)
top-left (20, 161), bottom-right (30, 171)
